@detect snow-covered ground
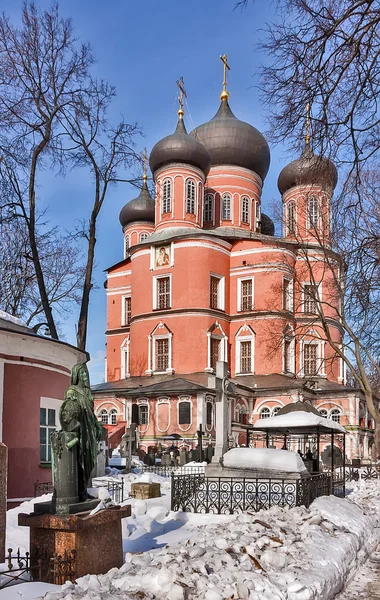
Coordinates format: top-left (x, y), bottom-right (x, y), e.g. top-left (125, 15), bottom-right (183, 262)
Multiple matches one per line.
top-left (2, 474), bottom-right (380, 599)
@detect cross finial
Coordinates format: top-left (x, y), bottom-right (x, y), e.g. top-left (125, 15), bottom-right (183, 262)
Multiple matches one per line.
top-left (141, 147), bottom-right (148, 182)
top-left (305, 102), bottom-right (311, 147)
top-left (176, 77), bottom-right (187, 119)
top-left (220, 54), bottom-right (231, 101)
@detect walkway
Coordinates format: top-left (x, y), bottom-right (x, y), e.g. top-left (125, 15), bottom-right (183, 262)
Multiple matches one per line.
top-left (335, 547), bottom-right (380, 599)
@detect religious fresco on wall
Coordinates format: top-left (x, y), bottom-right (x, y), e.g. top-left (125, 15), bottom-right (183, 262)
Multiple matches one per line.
top-left (155, 245), bottom-right (171, 268)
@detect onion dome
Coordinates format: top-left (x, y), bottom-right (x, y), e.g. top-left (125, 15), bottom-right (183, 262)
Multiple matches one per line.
top-left (190, 98), bottom-right (270, 181)
top-left (261, 213), bottom-right (275, 236)
top-left (149, 114), bottom-right (211, 176)
top-left (119, 177), bottom-right (155, 228)
top-left (278, 144), bottom-right (338, 195)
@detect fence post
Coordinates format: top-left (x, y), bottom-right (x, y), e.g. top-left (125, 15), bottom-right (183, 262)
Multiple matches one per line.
top-left (170, 473), bottom-right (174, 511)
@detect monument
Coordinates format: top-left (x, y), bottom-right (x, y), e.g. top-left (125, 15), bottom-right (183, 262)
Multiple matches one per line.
top-left (120, 423), bottom-right (138, 470)
top-left (19, 362), bottom-right (131, 581)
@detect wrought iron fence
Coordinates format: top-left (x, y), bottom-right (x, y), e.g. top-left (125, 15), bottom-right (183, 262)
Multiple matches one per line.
top-left (0, 548), bottom-right (76, 589)
top-left (171, 473), bottom-right (331, 514)
top-left (34, 480), bottom-right (53, 497)
top-left (344, 464), bottom-right (380, 482)
top-left (91, 478), bottom-right (125, 503)
top-left (134, 465), bottom-right (206, 478)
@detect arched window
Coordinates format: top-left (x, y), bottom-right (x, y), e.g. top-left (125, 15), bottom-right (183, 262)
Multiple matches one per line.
top-left (241, 196), bottom-right (249, 223)
top-left (331, 409), bottom-right (341, 423)
top-left (140, 232), bottom-right (149, 241)
top-left (260, 407), bottom-right (271, 419)
top-left (109, 409), bottom-right (117, 425)
top-left (186, 179), bottom-right (196, 214)
top-left (222, 193), bottom-right (231, 220)
top-left (206, 402), bottom-right (213, 426)
top-left (272, 406), bottom-right (280, 417)
top-left (308, 196), bottom-right (319, 228)
top-left (162, 179), bottom-right (171, 214)
top-left (204, 194), bottom-right (213, 223)
top-left (124, 235), bottom-right (130, 258)
top-left (99, 409), bottom-right (108, 424)
top-left (287, 201), bottom-right (295, 234)
top-left (319, 409), bottom-right (328, 418)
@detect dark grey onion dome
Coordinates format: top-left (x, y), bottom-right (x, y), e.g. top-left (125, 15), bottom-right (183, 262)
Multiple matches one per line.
top-left (190, 99), bottom-right (270, 181)
top-left (149, 116), bottom-right (211, 176)
top-left (278, 145), bottom-right (338, 195)
top-left (261, 213), bottom-right (275, 236)
top-left (119, 179), bottom-right (155, 228)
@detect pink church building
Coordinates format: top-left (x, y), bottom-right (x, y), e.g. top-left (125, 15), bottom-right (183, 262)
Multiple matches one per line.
top-left (93, 71), bottom-right (374, 462)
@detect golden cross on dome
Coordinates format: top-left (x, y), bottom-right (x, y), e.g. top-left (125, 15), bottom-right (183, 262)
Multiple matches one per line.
top-left (176, 77), bottom-right (187, 118)
top-left (141, 147), bottom-right (148, 181)
top-left (305, 102), bottom-right (311, 146)
top-left (220, 54), bottom-right (231, 100)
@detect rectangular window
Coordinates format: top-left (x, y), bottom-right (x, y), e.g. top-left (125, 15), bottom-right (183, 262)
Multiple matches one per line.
top-left (241, 197), bottom-right (249, 223)
top-left (304, 344), bottom-right (318, 375)
top-left (210, 337), bottom-right (221, 370)
top-left (138, 405), bottom-right (148, 425)
top-left (222, 194), bottom-right (231, 220)
top-left (240, 341), bottom-right (252, 373)
top-left (283, 278), bottom-right (293, 311)
top-left (179, 401), bottom-right (191, 425)
top-left (157, 276), bottom-right (171, 309)
top-left (155, 338), bottom-right (169, 371)
top-left (123, 297), bottom-right (131, 325)
top-left (284, 339), bottom-right (292, 372)
top-left (210, 275), bottom-right (224, 310)
top-left (40, 407), bottom-right (56, 463)
top-left (240, 279), bottom-right (253, 311)
top-left (304, 284), bottom-right (318, 313)
top-left (204, 195), bottom-right (213, 222)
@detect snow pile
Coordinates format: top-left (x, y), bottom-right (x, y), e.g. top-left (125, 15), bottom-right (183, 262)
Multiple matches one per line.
top-left (6, 494), bottom-right (52, 555)
top-left (223, 448), bottom-right (307, 473)
top-left (26, 481), bottom-right (380, 600)
top-left (254, 411), bottom-right (346, 433)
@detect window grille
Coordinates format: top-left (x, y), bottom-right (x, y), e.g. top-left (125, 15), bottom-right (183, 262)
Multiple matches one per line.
top-left (157, 277), bottom-right (170, 309)
top-left (206, 402), bottom-right (213, 426)
top-left (210, 276), bottom-right (220, 309)
top-left (155, 338), bottom-right (169, 371)
top-left (186, 179), bottom-right (196, 214)
top-left (240, 279), bottom-right (252, 311)
top-left (287, 202), bottom-right (295, 234)
top-left (99, 409), bottom-right (108, 424)
top-left (240, 340), bottom-right (252, 373)
top-left (308, 196), bottom-right (319, 228)
top-left (222, 193), bottom-right (231, 220)
top-left (241, 196), bottom-right (249, 223)
top-left (260, 407), bottom-right (271, 419)
top-left (272, 407), bottom-right (280, 416)
top-left (204, 194), bottom-right (213, 222)
top-left (140, 232), bottom-right (149, 241)
top-left (109, 409), bottom-right (117, 425)
top-left (124, 297), bottom-right (131, 325)
top-left (319, 409), bottom-right (328, 418)
top-left (40, 408), bottom-right (56, 462)
top-left (304, 284), bottom-right (318, 313)
top-left (304, 344), bottom-right (318, 375)
top-left (179, 401), bottom-right (191, 425)
top-left (284, 339), bottom-right (292, 372)
top-left (210, 337), bottom-right (220, 370)
top-left (331, 409), bottom-right (341, 423)
top-left (162, 179), bottom-right (171, 213)
top-left (138, 405), bottom-right (148, 425)
top-left (125, 235), bottom-right (130, 257)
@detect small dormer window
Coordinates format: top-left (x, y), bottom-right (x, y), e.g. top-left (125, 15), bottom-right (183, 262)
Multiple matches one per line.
top-left (186, 179), bottom-right (196, 214)
top-left (162, 179), bottom-right (171, 214)
top-left (222, 193), bottom-right (231, 220)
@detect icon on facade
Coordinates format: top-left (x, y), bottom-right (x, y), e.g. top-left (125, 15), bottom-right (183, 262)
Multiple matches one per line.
top-left (155, 245), bottom-right (170, 268)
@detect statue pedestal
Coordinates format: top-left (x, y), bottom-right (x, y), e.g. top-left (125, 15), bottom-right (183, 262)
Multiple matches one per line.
top-left (18, 505), bottom-right (131, 581)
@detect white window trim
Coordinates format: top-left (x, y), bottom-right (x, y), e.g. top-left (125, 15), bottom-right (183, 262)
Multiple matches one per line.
top-left (121, 337), bottom-right (130, 378)
top-left (177, 396), bottom-right (193, 432)
top-left (161, 178), bottom-right (173, 215)
top-left (285, 201), bottom-right (296, 235)
top-left (237, 277), bottom-right (254, 312)
top-left (302, 282), bottom-right (322, 314)
top-left (283, 277), bottom-right (294, 311)
top-left (121, 295), bottom-right (131, 326)
top-left (255, 201), bottom-right (261, 232)
top-left (221, 192), bottom-right (233, 222)
top-left (204, 193), bottom-right (215, 225)
top-left (137, 401), bottom-right (149, 432)
top-left (153, 273), bottom-right (172, 310)
top-left (185, 178), bottom-right (197, 215)
top-left (307, 195), bottom-right (319, 230)
top-left (40, 397), bottom-right (62, 463)
top-left (300, 339), bottom-right (325, 377)
top-left (210, 273), bottom-right (225, 311)
top-left (108, 408), bottom-right (118, 425)
top-left (282, 335), bottom-right (295, 375)
top-left (235, 334), bottom-right (254, 375)
top-left (124, 234), bottom-right (130, 259)
top-left (205, 398), bottom-right (214, 431)
top-left (147, 332), bottom-right (174, 375)
top-left (240, 195), bottom-right (250, 225)
top-left (205, 324), bottom-right (228, 372)
top-left (140, 231), bottom-right (149, 242)
top-left (156, 397), bottom-right (171, 433)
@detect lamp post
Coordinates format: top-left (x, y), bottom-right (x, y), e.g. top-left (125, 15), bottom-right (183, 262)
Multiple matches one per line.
top-left (197, 424), bottom-right (204, 463)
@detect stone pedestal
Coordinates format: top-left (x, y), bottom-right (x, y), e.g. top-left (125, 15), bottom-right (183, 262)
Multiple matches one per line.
top-left (0, 443), bottom-right (7, 563)
top-left (18, 505), bottom-right (131, 581)
top-left (131, 482), bottom-right (161, 499)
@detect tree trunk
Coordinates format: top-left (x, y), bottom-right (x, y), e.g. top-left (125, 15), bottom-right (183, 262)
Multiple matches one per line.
top-left (374, 417), bottom-right (380, 461)
top-left (76, 212), bottom-right (97, 351)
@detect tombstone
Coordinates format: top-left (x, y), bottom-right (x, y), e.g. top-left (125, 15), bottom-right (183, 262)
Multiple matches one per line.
top-left (204, 444), bottom-right (214, 464)
top-left (0, 443), bottom-right (7, 563)
top-left (96, 441), bottom-right (107, 477)
top-left (120, 423), bottom-right (138, 470)
top-left (212, 361), bottom-right (231, 464)
top-left (179, 448), bottom-right (189, 466)
top-left (161, 452), bottom-right (172, 466)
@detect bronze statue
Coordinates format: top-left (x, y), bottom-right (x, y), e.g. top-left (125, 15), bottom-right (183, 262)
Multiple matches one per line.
top-left (59, 363), bottom-right (102, 501)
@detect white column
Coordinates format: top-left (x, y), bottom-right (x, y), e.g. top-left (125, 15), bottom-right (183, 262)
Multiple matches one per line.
top-left (166, 333), bottom-right (174, 374)
top-left (0, 359), bottom-right (4, 442)
top-left (146, 336), bottom-right (153, 375)
top-left (205, 333), bottom-right (213, 372)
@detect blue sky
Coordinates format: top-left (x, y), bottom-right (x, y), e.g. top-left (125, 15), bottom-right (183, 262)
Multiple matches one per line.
top-left (2, 0), bottom-right (294, 383)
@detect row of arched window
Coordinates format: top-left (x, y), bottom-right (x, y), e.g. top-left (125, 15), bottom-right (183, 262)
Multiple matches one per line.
top-left (98, 408), bottom-right (118, 425)
top-left (259, 405), bottom-right (343, 423)
top-left (285, 196), bottom-right (320, 235)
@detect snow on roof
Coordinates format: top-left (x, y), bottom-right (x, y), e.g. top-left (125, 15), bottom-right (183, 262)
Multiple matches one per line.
top-left (0, 310), bottom-right (27, 328)
top-left (254, 410), bottom-right (346, 433)
top-left (223, 447), bottom-right (307, 473)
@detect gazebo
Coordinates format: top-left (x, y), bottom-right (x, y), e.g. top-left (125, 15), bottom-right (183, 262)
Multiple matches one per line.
top-left (252, 401), bottom-right (346, 496)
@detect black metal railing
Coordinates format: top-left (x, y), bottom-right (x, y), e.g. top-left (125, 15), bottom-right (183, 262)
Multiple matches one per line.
top-left (91, 478), bottom-right (125, 503)
top-left (134, 465), bottom-right (205, 478)
top-left (171, 473), bottom-right (331, 514)
top-left (0, 548), bottom-right (76, 589)
top-left (34, 481), bottom-right (53, 497)
top-left (344, 463), bottom-right (380, 482)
